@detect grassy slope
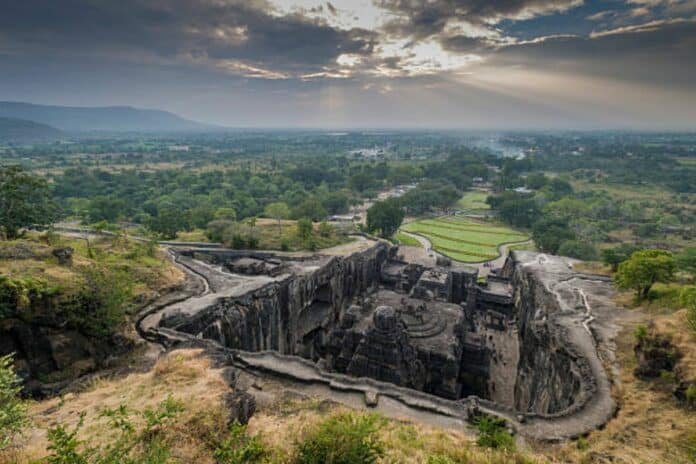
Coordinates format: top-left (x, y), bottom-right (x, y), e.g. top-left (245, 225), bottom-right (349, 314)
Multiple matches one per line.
top-left (393, 231), bottom-right (421, 247)
top-left (181, 219), bottom-right (353, 252)
top-left (456, 191), bottom-right (490, 210)
top-left (4, 349), bottom-right (546, 464)
top-left (0, 232), bottom-right (183, 300)
top-left (544, 306), bottom-right (696, 463)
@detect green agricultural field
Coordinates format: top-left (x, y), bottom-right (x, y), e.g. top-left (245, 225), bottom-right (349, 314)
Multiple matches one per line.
top-left (393, 231), bottom-right (421, 247)
top-left (401, 216), bottom-right (529, 262)
top-left (456, 191), bottom-right (490, 210)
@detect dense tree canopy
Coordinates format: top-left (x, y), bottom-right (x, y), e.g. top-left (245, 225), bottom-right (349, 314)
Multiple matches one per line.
top-left (367, 199), bottom-right (404, 238)
top-left (0, 165), bottom-right (57, 239)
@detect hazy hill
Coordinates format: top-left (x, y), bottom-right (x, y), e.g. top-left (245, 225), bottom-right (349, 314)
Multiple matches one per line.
top-left (0, 101), bottom-right (216, 133)
top-left (0, 116), bottom-right (63, 143)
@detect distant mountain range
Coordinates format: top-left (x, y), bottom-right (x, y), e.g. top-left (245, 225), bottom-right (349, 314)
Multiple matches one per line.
top-left (0, 101), bottom-right (216, 133)
top-left (0, 116), bottom-right (64, 143)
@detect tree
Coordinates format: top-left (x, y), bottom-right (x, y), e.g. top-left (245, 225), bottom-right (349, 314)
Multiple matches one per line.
top-left (0, 165), bottom-right (57, 239)
top-left (0, 354), bottom-right (28, 450)
top-left (558, 240), bottom-right (599, 261)
top-left (532, 217), bottom-right (576, 254)
top-left (297, 218), bottom-right (313, 240)
top-left (680, 286), bottom-right (696, 332)
top-left (349, 171), bottom-right (377, 193)
top-left (246, 216), bottom-right (257, 236)
top-left (214, 207), bottom-right (237, 221)
top-left (615, 249), bottom-right (676, 299)
top-left (264, 202), bottom-right (290, 235)
top-left (292, 197), bottom-right (327, 222)
top-left (148, 205), bottom-right (188, 239)
top-left (675, 247), bottom-right (696, 276)
top-left (87, 196), bottom-right (124, 223)
top-left (601, 244), bottom-right (640, 272)
top-left (366, 199), bottom-right (404, 238)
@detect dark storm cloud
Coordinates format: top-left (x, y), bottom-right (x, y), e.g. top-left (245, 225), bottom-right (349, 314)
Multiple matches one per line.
top-left (489, 18), bottom-right (696, 88)
top-left (377, 0), bottom-right (583, 39)
top-left (0, 0), bottom-right (376, 76)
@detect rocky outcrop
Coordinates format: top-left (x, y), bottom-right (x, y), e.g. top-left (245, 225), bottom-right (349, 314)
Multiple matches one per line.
top-left (344, 305), bottom-right (426, 389)
top-left (0, 316), bottom-right (135, 395)
top-left (139, 245), bottom-right (621, 440)
top-left (633, 332), bottom-right (680, 379)
top-left (158, 243), bottom-right (390, 358)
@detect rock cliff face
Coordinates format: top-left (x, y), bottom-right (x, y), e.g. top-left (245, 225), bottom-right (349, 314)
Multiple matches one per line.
top-left (1, 313), bottom-right (134, 396)
top-left (160, 243), bottom-right (390, 359)
top-left (505, 267), bottom-right (583, 413)
top-left (502, 251), bottom-right (614, 416)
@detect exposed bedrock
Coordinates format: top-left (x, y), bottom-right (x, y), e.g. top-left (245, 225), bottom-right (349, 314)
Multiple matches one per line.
top-left (146, 244), bottom-right (619, 440)
top-left (158, 243), bottom-right (390, 358)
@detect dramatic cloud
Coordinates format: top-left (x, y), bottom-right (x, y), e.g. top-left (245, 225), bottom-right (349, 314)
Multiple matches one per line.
top-left (0, 0), bottom-right (377, 78)
top-left (0, 0), bottom-right (695, 129)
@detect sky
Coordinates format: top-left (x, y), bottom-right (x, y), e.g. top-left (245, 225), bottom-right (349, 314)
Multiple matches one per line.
top-left (1, 0), bottom-right (696, 130)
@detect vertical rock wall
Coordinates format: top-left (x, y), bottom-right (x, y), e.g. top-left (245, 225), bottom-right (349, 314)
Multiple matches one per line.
top-left (503, 254), bottom-right (585, 414)
top-left (172, 244), bottom-right (390, 357)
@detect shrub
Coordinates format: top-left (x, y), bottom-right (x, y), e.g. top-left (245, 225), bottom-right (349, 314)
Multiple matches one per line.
top-left (213, 422), bottom-right (267, 464)
top-left (294, 412), bottom-right (384, 464)
top-left (0, 275), bottom-right (58, 317)
top-left (473, 415), bottom-right (515, 451)
top-left (427, 455), bottom-right (457, 464)
top-left (0, 354), bottom-right (28, 450)
top-left (318, 221), bottom-right (333, 238)
top-left (634, 324), bottom-right (648, 343)
top-left (231, 234), bottom-right (247, 250)
top-left (297, 218), bottom-right (313, 240)
top-left (684, 385), bottom-right (696, 408)
top-left (680, 286), bottom-right (696, 333)
top-left (246, 235), bottom-right (259, 250)
top-left (206, 220), bottom-right (235, 243)
top-left (557, 240), bottom-right (599, 261)
top-left (46, 414), bottom-right (89, 464)
top-left (45, 396), bottom-right (183, 464)
top-left (61, 265), bottom-right (133, 337)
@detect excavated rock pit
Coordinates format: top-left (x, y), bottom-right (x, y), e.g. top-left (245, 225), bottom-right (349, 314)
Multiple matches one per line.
top-left (138, 240), bottom-right (620, 440)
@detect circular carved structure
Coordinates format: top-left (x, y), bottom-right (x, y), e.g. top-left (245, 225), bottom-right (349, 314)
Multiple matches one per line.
top-left (373, 305), bottom-right (399, 333)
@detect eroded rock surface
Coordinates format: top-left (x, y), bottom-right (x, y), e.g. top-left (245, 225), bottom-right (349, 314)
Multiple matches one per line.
top-left (138, 243), bottom-right (621, 440)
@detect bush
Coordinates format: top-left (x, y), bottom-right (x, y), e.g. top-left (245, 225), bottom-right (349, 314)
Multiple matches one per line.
top-left (231, 234), bottom-right (247, 249)
top-left (557, 240), bottom-right (599, 261)
top-left (0, 354), bottom-right (28, 450)
top-left (294, 412), bottom-right (384, 464)
top-left (634, 324), bottom-right (648, 343)
top-left (680, 286), bottom-right (696, 333)
top-left (473, 415), bottom-right (515, 451)
top-left (427, 455), bottom-right (457, 464)
top-left (318, 221), bottom-right (333, 238)
top-left (246, 235), bottom-right (259, 249)
top-left (45, 396), bottom-right (183, 464)
top-left (213, 422), bottom-right (267, 464)
top-left (0, 275), bottom-right (58, 317)
top-left (297, 218), bottom-right (313, 240)
top-left (60, 265), bottom-right (133, 337)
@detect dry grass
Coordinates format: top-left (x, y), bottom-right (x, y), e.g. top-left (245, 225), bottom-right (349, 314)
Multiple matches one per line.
top-left (249, 398), bottom-right (545, 464)
top-left (542, 308), bottom-right (696, 464)
top-left (572, 261), bottom-right (612, 276)
top-left (1, 349), bottom-right (231, 464)
top-left (0, 233), bottom-right (184, 300)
